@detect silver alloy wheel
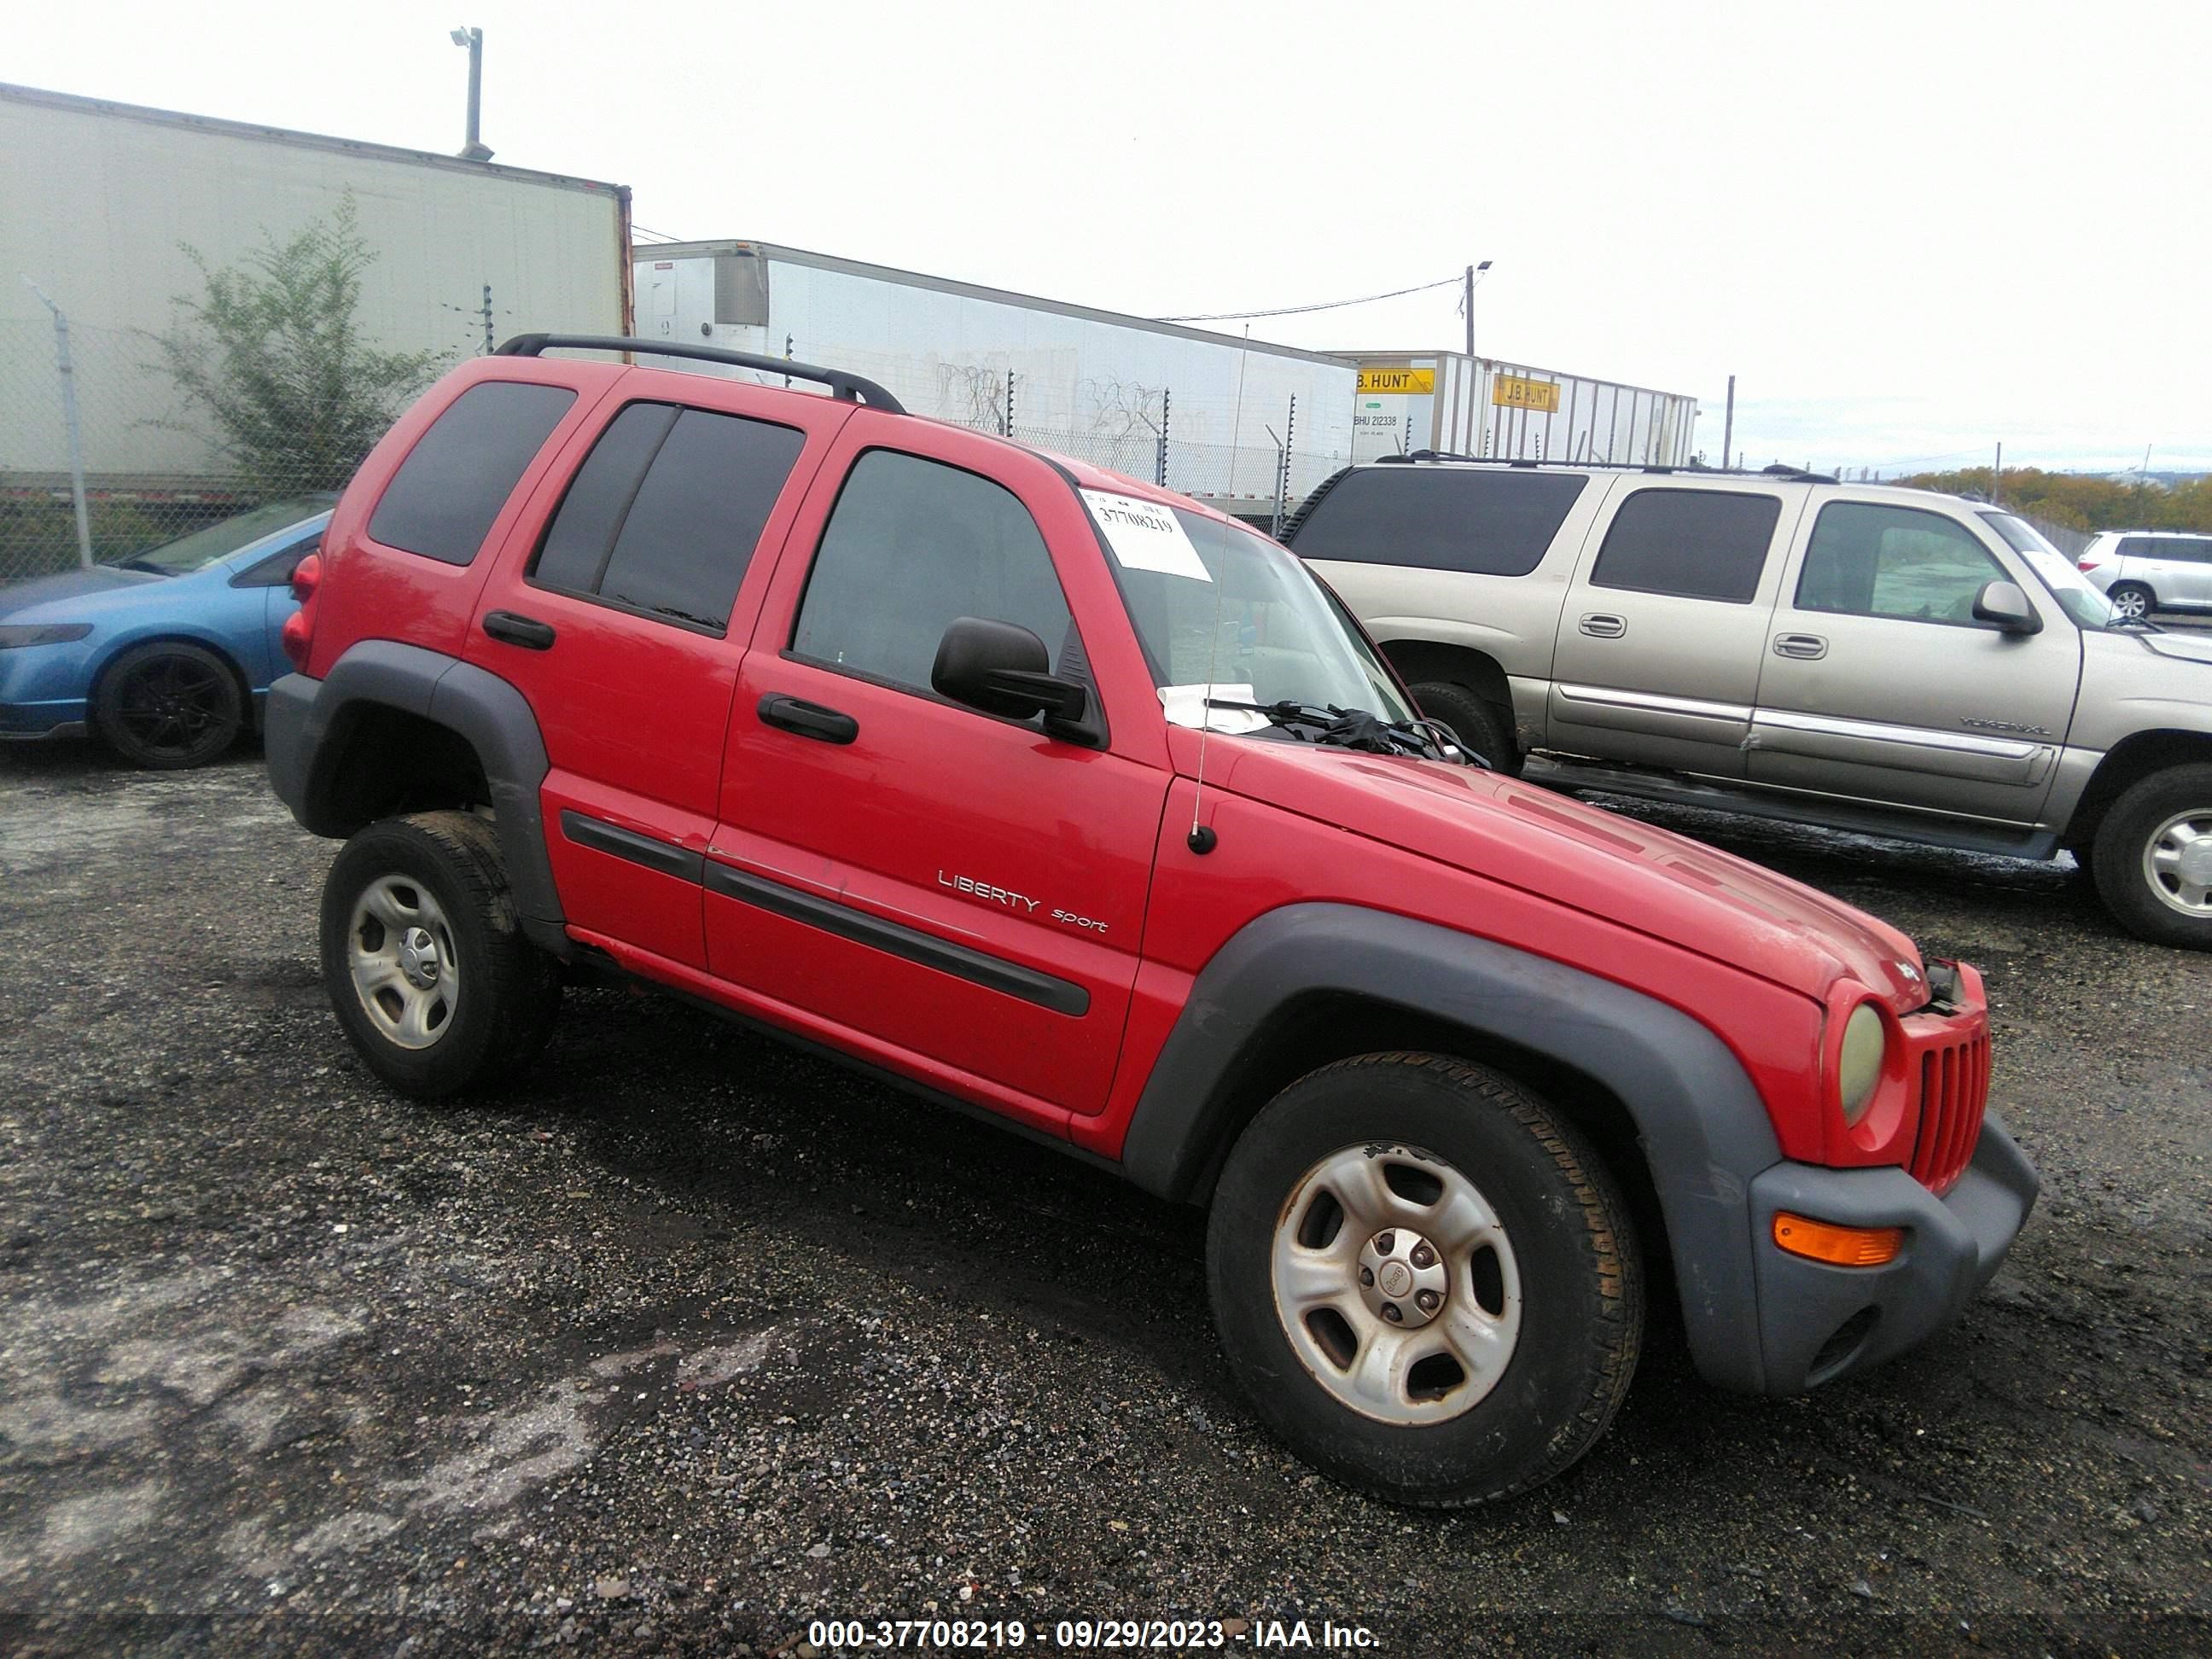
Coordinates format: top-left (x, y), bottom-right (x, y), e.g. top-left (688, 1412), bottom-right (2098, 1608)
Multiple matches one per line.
top-left (2143, 809), bottom-right (2212, 917)
top-left (346, 876), bottom-right (461, 1050)
top-left (2110, 586), bottom-right (2151, 619)
top-left (1270, 1142), bottom-right (1522, 1426)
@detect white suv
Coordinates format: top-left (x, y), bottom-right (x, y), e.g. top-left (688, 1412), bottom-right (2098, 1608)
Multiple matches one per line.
top-left (2078, 530), bottom-right (2212, 620)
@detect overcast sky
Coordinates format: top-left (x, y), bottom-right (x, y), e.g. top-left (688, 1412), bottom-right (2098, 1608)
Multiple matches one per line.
top-left (13, 0), bottom-right (2208, 474)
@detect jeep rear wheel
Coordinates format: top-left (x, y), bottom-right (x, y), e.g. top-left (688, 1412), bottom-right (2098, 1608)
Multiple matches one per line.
top-left (2090, 764), bottom-right (2212, 949)
top-left (320, 811), bottom-right (562, 1096)
top-left (1206, 1051), bottom-right (1641, 1505)
top-left (1408, 681), bottom-right (1520, 775)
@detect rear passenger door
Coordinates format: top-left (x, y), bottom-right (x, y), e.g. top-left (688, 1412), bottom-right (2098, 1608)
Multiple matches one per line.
top-left (1545, 481), bottom-right (1800, 777)
top-left (468, 382), bottom-right (844, 969)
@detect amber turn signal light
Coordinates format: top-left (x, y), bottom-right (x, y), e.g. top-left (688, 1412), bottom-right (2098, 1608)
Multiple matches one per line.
top-left (1772, 1213), bottom-right (1903, 1267)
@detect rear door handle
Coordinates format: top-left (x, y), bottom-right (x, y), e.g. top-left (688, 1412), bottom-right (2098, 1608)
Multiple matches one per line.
top-left (758, 694), bottom-right (859, 745)
top-left (1773, 632), bottom-right (1828, 660)
top-left (482, 609), bottom-right (556, 650)
top-left (1579, 613), bottom-right (1627, 638)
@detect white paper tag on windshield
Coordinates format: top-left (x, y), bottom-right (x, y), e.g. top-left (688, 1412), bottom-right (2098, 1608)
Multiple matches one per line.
top-left (1161, 683), bottom-right (1270, 733)
top-left (1082, 489), bottom-right (1211, 582)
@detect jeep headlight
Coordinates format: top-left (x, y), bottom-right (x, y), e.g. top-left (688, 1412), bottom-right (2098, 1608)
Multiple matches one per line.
top-left (1837, 1003), bottom-right (1887, 1126)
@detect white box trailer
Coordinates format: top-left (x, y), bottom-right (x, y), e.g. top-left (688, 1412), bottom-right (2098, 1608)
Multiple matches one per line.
top-left (1346, 352), bottom-right (1697, 469)
top-left (633, 241), bottom-right (1357, 514)
top-left (1, 81), bottom-right (632, 487)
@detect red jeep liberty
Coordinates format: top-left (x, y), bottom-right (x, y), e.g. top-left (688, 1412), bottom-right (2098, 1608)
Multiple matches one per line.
top-left (265, 336), bottom-right (2036, 1505)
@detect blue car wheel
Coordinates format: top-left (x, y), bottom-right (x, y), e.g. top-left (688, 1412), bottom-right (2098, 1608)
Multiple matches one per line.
top-left (93, 641), bottom-right (244, 769)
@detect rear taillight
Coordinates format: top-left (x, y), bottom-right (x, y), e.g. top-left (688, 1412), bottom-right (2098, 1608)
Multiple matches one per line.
top-left (2077, 550), bottom-right (2106, 573)
top-left (281, 552), bottom-right (321, 672)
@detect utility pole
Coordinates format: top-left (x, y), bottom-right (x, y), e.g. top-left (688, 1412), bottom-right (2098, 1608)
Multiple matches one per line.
top-left (480, 283), bottom-right (495, 355)
top-left (24, 278), bottom-right (93, 569)
top-left (451, 27), bottom-right (492, 161)
top-left (1461, 259), bottom-right (1493, 358)
top-left (1004, 370), bottom-right (1016, 439)
top-left (1721, 375), bottom-right (1736, 473)
top-left (1155, 388), bottom-right (1171, 487)
top-left (1992, 441), bottom-right (2003, 505)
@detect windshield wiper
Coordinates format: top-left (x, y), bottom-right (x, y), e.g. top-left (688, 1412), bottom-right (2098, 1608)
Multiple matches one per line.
top-left (1205, 698), bottom-right (1479, 765)
top-left (102, 556), bottom-right (172, 575)
top-left (2107, 614), bottom-right (2162, 632)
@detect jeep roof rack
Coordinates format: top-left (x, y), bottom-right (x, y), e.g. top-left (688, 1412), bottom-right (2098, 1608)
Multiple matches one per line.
top-left (1374, 450), bottom-right (1837, 485)
top-left (495, 334), bottom-right (907, 415)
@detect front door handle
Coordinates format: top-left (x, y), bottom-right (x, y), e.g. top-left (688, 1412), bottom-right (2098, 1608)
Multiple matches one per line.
top-left (482, 609), bottom-right (556, 650)
top-left (1773, 632), bottom-right (1828, 660)
top-left (1579, 613), bottom-right (1627, 638)
top-left (758, 694), bottom-right (859, 745)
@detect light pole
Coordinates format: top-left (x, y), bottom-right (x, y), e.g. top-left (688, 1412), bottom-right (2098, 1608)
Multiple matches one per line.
top-left (450, 26), bottom-right (492, 161)
top-left (1461, 260), bottom-right (1493, 358)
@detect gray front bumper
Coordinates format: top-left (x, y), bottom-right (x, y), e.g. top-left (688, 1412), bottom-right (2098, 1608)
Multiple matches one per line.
top-left (1741, 1112), bottom-right (2038, 1392)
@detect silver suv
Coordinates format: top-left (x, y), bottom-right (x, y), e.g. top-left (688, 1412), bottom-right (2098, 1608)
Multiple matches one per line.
top-left (1286, 456), bottom-right (2212, 949)
top-left (2078, 530), bottom-right (2212, 620)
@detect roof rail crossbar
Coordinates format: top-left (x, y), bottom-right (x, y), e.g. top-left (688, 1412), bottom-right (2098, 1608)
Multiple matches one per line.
top-left (495, 334), bottom-right (906, 414)
top-left (1377, 449), bottom-right (1836, 483)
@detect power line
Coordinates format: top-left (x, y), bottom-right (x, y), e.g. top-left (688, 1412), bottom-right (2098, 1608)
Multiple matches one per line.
top-left (632, 224), bottom-right (686, 244)
top-left (1156, 274), bottom-right (1461, 323)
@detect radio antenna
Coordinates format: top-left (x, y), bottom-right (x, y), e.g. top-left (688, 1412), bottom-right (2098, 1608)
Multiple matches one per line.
top-left (1186, 545), bottom-right (1226, 854)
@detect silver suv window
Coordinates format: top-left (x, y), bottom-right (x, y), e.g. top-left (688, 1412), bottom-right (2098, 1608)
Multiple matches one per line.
top-left (1587, 488), bottom-right (1779, 604)
top-left (1288, 467), bottom-right (1587, 577)
top-left (1796, 503), bottom-right (2007, 626)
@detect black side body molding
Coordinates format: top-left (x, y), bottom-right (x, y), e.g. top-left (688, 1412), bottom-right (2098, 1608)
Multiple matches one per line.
top-left (559, 811), bottom-right (705, 884)
top-left (1117, 903), bottom-right (1785, 1394)
top-left (702, 861), bottom-right (1089, 1017)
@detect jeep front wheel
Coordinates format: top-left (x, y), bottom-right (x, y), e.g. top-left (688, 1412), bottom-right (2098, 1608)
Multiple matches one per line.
top-left (320, 811), bottom-right (562, 1096)
top-left (2090, 763), bottom-right (2212, 949)
top-left (1205, 1051), bottom-right (1641, 1505)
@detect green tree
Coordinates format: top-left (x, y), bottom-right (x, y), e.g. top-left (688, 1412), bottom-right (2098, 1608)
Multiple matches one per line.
top-left (149, 194), bottom-right (446, 496)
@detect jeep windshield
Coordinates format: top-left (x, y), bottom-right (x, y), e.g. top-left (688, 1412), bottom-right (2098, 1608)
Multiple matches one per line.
top-left (1093, 501), bottom-right (1417, 736)
top-left (1979, 511), bottom-right (2123, 630)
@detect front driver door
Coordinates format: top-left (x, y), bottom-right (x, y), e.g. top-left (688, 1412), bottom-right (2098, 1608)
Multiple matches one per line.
top-left (707, 422), bottom-right (1168, 1123)
top-left (1749, 498), bottom-right (2082, 827)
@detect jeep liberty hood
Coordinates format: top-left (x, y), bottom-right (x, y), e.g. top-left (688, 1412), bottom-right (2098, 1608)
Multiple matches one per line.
top-left (1206, 739), bottom-right (1928, 1009)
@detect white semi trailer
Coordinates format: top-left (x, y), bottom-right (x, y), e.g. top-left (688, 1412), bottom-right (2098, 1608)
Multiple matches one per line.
top-left (633, 240), bottom-right (1357, 516)
top-left (1345, 351), bottom-right (1698, 468)
top-left (2, 81), bottom-right (632, 490)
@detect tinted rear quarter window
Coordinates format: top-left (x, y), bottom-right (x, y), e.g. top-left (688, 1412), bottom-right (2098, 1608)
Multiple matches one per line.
top-left (368, 381), bottom-right (577, 566)
top-left (1289, 467), bottom-right (1586, 577)
top-left (531, 401), bottom-right (806, 631)
top-left (1589, 488), bottom-right (1781, 603)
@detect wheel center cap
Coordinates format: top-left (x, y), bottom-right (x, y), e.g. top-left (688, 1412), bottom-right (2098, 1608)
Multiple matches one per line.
top-left (2178, 838), bottom-right (2212, 885)
top-left (399, 928), bottom-right (441, 988)
top-left (1356, 1228), bottom-right (1449, 1330)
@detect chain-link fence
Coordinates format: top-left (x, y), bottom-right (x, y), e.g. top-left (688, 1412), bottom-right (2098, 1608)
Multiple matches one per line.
top-left (3, 317), bottom-right (1350, 585)
top-left (1, 315), bottom-right (346, 583)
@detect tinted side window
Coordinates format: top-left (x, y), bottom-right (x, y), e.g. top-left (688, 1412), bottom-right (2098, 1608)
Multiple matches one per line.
top-left (1288, 468), bottom-right (1586, 577)
top-left (2118, 536), bottom-right (2164, 559)
top-left (792, 451), bottom-right (1073, 696)
top-left (1589, 489), bottom-right (1780, 603)
top-left (368, 381), bottom-right (576, 566)
top-left (2163, 538), bottom-right (2212, 564)
top-left (1796, 503), bottom-right (2010, 626)
top-left (532, 402), bottom-right (804, 631)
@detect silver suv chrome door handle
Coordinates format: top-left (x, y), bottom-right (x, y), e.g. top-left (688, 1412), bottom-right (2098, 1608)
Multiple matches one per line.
top-left (1773, 632), bottom-right (1827, 660)
top-left (1579, 613), bottom-right (1627, 638)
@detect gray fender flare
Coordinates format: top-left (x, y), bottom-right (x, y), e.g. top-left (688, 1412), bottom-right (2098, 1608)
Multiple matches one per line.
top-left (267, 641), bottom-right (565, 948)
top-left (1118, 903), bottom-right (1786, 1394)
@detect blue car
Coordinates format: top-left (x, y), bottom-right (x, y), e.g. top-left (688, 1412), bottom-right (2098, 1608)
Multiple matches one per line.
top-left (0, 497), bottom-right (335, 768)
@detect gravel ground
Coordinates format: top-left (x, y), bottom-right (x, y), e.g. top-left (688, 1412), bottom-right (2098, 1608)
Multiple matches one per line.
top-left (0, 742), bottom-right (2205, 1657)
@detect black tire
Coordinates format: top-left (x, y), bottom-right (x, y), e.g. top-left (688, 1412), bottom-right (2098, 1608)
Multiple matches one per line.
top-left (319, 811), bottom-right (562, 1097)
top-left (1407, 680), bottom-right (1521, 776)
top-left (1206, 1051), bottom-right (1642, 1506)
top-left (93, 641), bottom-right (244, 769)
top-left (2106, 581), bottom-right (2156, 621)
top-left (2088, 764), bottom-right (2212, 950)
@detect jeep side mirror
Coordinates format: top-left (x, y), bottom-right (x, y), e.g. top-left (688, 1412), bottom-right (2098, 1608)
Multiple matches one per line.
top-left (931, 615), bottom-right (1097, 740)
top-left (1972, 579), bottom-right (2041, 635)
